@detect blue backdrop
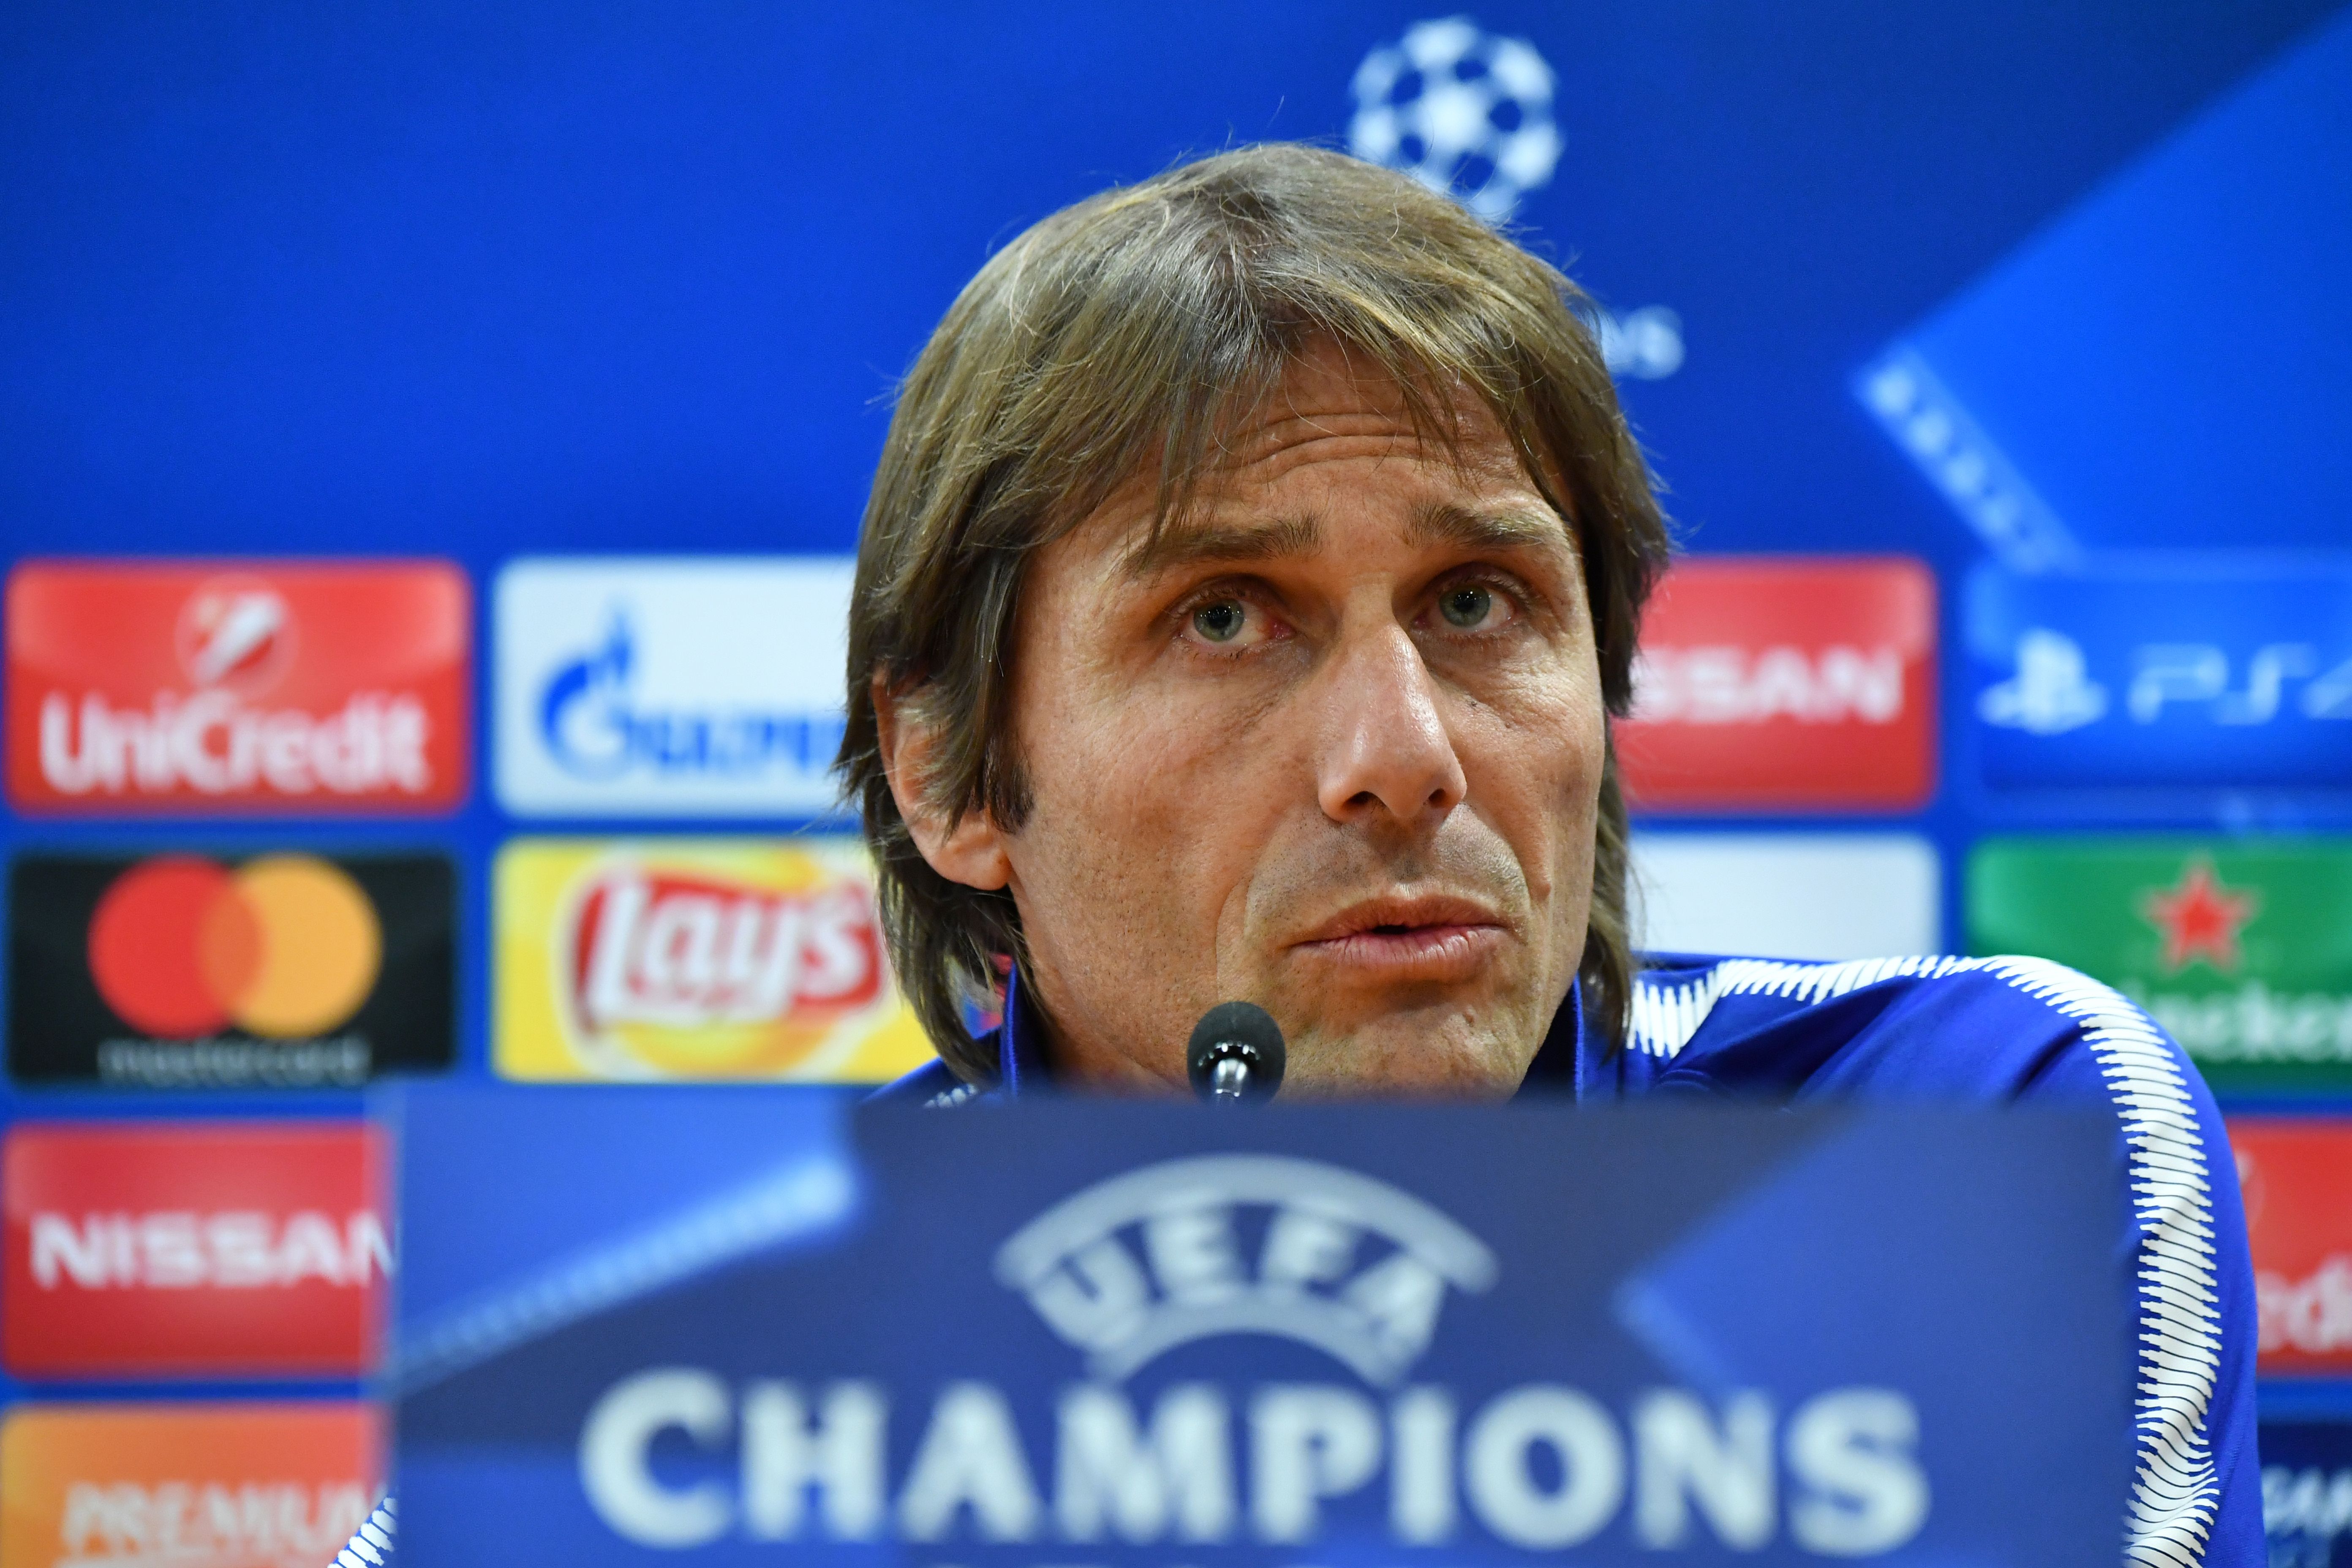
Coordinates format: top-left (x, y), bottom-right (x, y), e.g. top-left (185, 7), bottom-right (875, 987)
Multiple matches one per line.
top-left (1, 0), bottom-right (2348, 1511)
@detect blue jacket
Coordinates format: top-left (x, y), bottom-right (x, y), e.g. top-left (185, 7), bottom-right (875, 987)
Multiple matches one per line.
top-left (874, 951), bottom-right (2264, 1568)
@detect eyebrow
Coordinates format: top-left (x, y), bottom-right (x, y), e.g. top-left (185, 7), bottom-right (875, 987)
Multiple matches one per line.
top-left (1118, 512), bottom-right (1326, 577)
top-left (1404, 501), bottom-right (1568, 553)
top-left (1115, 500), bottom-right (1570, 581)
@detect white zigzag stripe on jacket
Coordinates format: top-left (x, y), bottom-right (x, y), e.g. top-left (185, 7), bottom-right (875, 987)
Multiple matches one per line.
top-left (334, 1496), bottom-right (396, 1567)
top-left (1628, 954), bottom-right (2223, 1568)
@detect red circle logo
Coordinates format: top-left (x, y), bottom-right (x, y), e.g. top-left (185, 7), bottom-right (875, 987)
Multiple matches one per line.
top-left (87, 855), bottom-right (382, 1039)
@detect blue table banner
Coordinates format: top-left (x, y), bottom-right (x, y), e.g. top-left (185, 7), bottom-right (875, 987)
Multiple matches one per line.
top-left (388, 1088), bottom-right (2129, 1565)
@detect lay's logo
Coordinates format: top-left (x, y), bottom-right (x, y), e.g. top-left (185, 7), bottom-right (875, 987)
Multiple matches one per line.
top-left (571, 866), bottom-right (884, 1032)
top-left (2230, 1117), bottom-right (2352, 1374)
top-left (496, 838), bottom-right (934, 1083)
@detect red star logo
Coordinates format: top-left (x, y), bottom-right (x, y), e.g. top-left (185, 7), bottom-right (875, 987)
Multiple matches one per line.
top-left (2139, 858), bottom-right (2260, 975)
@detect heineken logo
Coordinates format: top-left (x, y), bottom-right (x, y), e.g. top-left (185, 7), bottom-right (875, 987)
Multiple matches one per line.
top-left (1970, 837), bottom-right (2352, 1080)
top-left (2138, 857), bottom-right (2260, 975)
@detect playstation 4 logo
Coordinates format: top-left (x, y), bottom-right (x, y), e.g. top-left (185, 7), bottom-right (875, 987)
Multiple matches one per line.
top-left (1977, 629), bottom-right (2107, 736)
top-left (1979, 626), bottom-right (2352, 737)
top-left (1967, 564), bottom-right (2352, 798)
top-left (495, 557), bottom-right (855, 819)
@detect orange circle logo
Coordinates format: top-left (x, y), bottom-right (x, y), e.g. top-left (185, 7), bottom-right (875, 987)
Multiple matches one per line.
top-left (88, 855), bottom-right (382, 1038)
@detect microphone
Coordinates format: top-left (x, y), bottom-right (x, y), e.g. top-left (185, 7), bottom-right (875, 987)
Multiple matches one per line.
top-left (1186, 1001), bottom-right (1286, 1104)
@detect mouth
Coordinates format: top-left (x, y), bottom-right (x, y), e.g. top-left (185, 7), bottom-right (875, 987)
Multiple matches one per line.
top-left (1290, 894), bottom-right (1508, 981)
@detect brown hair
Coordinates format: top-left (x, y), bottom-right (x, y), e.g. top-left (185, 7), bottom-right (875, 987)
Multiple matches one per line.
top-left (839, 143), bottom-right (1670, 1083)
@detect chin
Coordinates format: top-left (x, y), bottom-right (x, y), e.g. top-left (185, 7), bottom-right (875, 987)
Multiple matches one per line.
top-left (1279, 1016), bottom-right (1531, 1101)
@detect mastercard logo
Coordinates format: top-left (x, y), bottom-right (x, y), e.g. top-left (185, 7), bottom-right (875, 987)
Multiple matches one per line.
top-left (87, 855), bottom-right (382, 1038)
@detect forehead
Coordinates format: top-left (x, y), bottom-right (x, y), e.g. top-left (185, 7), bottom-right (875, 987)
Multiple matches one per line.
top-left (1213, 339), bottom-right (1525, 487)
top-left (1075, 339), bottom-right (1566, 569)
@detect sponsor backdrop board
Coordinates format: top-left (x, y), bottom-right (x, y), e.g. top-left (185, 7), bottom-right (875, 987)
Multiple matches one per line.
top-left (0, 1401), bottom-right (382, 1567)
top-left (494, 836), bottom-right (930, 1083)
top-left (0, 0), bottom-right (2349, 1514)
top-left (394, 1087), bottom-right (2127, 1564)
top-left (5, 562), bottom-right (470, 816)
top-left (6, 851), bottom-right (456, 1088)
top-left (2259, 1421), bottom-right (2352, 1566)
top-left (1630, 833), bottom-right (1941, 961)
top-left (1, 1122), bottom-right (387, 1379)
top-left (1617, 558), bottom-right (1936, 813)
top-left (1860, 14), bottom-right (2352, 561)
top-left (494, 557), bottom-right (854, 819)
top-left (1969, 838), bottom-right (2352, 1093)
top-left (1965, 560), bottom-right (2352, 807)
top-left (2232, 1118), bottom-right (2352, 1377)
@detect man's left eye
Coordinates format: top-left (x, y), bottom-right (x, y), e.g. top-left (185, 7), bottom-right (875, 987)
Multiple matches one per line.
top-left (1439, 584), bottom-right (1500, 629)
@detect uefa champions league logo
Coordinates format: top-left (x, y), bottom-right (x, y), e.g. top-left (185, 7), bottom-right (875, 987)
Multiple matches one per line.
top-left (995, 1154), bottom-right (1498, 1385)
top-left (1348, 16), bottom-right (1564, 223)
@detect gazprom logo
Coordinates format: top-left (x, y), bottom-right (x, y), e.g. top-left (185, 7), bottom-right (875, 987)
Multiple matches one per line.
top-left (535, 613), bottom-right (844, 783)
top-left (994, 1155), bottom-right (1497, 1384)
top-left (494, 557), bottom-right (854, 818)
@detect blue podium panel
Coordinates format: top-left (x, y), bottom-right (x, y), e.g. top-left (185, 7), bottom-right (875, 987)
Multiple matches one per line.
top-left (389, 1089), bottom-right (2129, 1565)
top-left (1965, 558), bottom-right (2352, 808)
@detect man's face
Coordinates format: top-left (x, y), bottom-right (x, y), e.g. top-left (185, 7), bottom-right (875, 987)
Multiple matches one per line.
top-left (959, 339), bottom-right (1604, 1097)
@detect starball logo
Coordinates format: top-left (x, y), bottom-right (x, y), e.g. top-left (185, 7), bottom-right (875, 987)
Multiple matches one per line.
top-left (5, 561), bottom-right (468, 813)
top-left (994, 1155), bottom-right (1495, 1386)
top-left (573, 1156), bottom-right (1931, 1557)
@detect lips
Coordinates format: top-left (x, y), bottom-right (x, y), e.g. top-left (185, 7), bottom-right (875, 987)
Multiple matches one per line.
top-left (1290, 893), bottom-right (1508, 980)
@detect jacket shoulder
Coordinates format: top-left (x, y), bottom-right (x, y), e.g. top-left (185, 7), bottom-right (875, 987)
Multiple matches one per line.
top-left (864, 1057), bottom-right (989, 1108)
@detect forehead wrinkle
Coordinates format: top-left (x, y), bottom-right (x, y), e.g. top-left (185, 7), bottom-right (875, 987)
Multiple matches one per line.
top-left (1118, 510), bottom-right (1326, 579)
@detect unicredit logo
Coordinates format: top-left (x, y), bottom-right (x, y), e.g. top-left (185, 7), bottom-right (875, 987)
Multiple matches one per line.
top-left (5, 561), bottom-right (469, 814)
top-left (89, 855), bottom-right (381, 1039)
top-left (177, 580), bottom-right (295, 690)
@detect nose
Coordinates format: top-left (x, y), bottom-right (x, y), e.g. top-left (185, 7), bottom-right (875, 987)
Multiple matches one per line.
top-left (1313, 624), bottom-right (1468, 825)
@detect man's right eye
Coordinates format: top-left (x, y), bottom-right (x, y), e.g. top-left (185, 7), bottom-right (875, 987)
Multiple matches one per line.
top-left (1192, 601), bottom-right (1247, 643)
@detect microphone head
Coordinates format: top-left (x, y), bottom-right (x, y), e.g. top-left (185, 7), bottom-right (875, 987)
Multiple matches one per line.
top-left (1186, 1001), bottom-right (1286, 1103)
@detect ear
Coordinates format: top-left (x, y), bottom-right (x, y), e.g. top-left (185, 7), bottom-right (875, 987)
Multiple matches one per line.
top-left (872, 673), bottom-right (1013, 893)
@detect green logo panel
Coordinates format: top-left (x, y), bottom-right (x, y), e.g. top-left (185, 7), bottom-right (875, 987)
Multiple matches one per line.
top-left (1968, 837), bottom-right (2352, 1093)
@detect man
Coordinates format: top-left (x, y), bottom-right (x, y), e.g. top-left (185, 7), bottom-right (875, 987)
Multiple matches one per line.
top-left (849, 145), bottom-right (2260, 1564)
top-left (337, 144), bottom-right (2255, 1567)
